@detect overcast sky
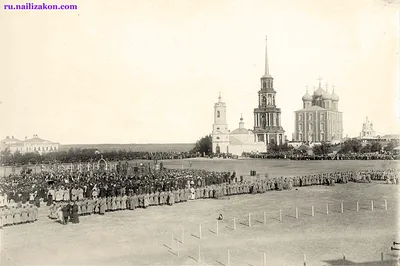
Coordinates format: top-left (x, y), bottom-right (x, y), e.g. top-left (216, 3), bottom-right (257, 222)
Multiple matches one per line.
top-left (1, 0), bottom-right (399, 144)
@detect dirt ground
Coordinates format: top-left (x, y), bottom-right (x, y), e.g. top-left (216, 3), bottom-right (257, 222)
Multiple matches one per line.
top-left (0, 159), bottom-right (399, 266)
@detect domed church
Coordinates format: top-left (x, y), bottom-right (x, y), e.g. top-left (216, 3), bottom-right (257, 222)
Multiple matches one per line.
top-left (293, 78), bottom-right (343, 143)
top-left (211, 94), bottom-right (267, 156)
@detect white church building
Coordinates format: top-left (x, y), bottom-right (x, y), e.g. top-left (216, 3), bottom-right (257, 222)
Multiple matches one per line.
top-left (211, 93), bottom-right (267, 156)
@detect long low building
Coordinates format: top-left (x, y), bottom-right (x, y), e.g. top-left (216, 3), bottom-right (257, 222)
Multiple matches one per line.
top-left (0, 134), bottom-right (60, 155)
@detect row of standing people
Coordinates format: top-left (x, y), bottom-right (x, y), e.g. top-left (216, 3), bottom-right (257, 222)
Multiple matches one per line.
top-left (0, 204), bottom-right (38, 228)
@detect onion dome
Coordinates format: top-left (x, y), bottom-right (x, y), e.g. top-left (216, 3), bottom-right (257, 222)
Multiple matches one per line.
top-left (331, 89), bottom-right (339, 101)
top-left (314, 87), bottom-right (325, 97)
top-left (322, 89), bottom-right (332, 100)
top-left (302, 91), bottom-right (312, 101)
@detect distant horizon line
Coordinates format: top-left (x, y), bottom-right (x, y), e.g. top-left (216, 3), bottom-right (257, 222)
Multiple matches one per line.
top-left (61, 142), bottom-right (196, 146)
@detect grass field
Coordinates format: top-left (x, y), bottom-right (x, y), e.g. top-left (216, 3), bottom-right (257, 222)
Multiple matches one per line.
top-left (1, 159), bottom-right (399, 266)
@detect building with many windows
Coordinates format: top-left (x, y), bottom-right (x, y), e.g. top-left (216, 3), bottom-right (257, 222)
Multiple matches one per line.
top-left (0, 134), bottom-right (60, 155)
top-left (293, 79), bottom-right (343, 143)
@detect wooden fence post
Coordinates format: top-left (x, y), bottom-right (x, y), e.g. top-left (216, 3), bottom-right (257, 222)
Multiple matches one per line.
top-left (248, 213), bottom-right (252, 227)
top-left (198, 244), bottom-right (201, 262)
top-left (199, 223), bottom-right (202, 239)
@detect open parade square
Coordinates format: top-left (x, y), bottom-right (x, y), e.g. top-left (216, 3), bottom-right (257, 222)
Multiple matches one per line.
top-left (1, 159), bottom-right (399, 266)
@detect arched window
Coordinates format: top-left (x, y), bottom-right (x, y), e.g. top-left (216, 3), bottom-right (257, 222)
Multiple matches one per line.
top-left (216, 145), bottom-right (220, 154)
top-left (299, 114), bottom-right (303, 121)
top-left (309, 113), bottom-right (313, 120)
top-left (262, 96), bottom-right (267, 106)
top-left (217, 111), bottom-right (220, 118)
top-left (263, 81), bottom-right (266, 88)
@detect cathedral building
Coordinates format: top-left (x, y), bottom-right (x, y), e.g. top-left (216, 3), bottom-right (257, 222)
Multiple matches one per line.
top-left (253, 37), bottom-right (286, 145)
top-left (293, 79), bottom-right (343, 143)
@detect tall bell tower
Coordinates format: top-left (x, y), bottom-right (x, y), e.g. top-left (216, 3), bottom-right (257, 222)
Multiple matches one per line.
top-left (212, 93), bottom-right (230, 154)
top-left (253, 36), bottom-right (286, 145)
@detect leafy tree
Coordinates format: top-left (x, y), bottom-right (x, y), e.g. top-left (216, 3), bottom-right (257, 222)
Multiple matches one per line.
top-left (370, 142), bottom-right (382, 153)
top-left (339, 139), bottom-right (362, 154)
top-left (384, 141), bottom-right (396, 152)
top-left (312, 142), bottom-right (332, 155)
top-left (190, 134), bottom-right (212, 155)
top-left (361, 144), bottom-right (372, 153)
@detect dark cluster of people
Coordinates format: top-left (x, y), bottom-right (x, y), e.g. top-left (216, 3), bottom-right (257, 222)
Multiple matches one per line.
top-left (246, 153), bottom-right (396, 160)
top-left (0, 162), bottom-right (398, 227)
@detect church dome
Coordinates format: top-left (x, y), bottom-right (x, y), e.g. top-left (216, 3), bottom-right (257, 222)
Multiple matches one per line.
top-left (322, 90), bottom-right (332, 100)
top-left (230, 128), bottom-right (249, 135)
top-left (331, 91), bottom-right (339, 101)
top-left (302, 91), bottom-right (312, 101)
top-left (314, 87), bottom-right (325, 97)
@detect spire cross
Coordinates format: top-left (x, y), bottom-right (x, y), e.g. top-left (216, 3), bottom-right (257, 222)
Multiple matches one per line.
top-left (331, 84), bottom-right (335, 92)
top-left (317, 76), bottom-right (323, 88)
top-left (325, 82), bottom-right (329, 90)
top-left (305, 85), bottom-right (309, 93)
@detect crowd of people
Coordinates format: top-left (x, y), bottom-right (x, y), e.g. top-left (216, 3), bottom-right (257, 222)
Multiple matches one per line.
top-left (247, 153), bottom-right (396, 160)
top-left (0, 164), bottom-right (398, 226)
top-left (0, 201), bottom-right (39, 228)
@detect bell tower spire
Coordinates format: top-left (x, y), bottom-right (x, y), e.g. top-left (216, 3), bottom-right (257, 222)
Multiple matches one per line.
top-left (265, 35), bottom-right (270, 76)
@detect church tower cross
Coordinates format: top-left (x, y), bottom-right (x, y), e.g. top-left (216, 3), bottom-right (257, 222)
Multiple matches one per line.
top-left (317, 76), bottom-right (323, 88)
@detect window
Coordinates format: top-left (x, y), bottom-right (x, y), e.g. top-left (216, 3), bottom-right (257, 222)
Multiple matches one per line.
top-left (309, 113), bottom-right (313, 120)
top-left (298, 123), bottom-right (303, 131)
top-left (321, 113), bottom-right (325, 120)
top-left (216, 137), bottom-right (220, 140)
top-left (38, 147), bottom-right (41, 151)
top-left (299, 114), bottom-right (303, 121)
top-left (217, 127), bottom-right (220, 130)
top-left (217, 111), bottom-right (220, 118)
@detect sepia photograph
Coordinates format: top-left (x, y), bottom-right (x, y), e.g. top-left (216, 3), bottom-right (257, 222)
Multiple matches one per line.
top-left (0, 0), bottom-right (399, 265)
